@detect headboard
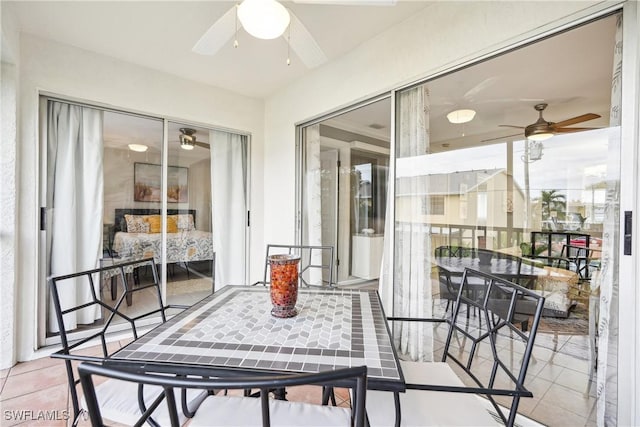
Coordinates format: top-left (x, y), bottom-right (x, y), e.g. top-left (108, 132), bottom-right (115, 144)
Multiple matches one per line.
top-left (114, 208), bottom-right (197, 232)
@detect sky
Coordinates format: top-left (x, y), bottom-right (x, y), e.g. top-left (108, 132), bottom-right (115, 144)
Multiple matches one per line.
top-left (395, 127), bottom-right (617, 204)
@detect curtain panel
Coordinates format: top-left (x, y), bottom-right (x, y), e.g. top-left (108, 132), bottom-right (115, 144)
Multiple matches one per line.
top-left (47, 101), bottom-right (104, 332)
top-left (302, 124), bottom-right (323, 285)
top-left (596, 13), bottom-right (623, 426)
top-left (380, 86), bottom-right (434, 361)
top-left (210, 130), bottom-right (248, 287)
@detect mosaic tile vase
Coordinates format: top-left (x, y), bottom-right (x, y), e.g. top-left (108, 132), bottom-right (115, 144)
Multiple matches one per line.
top-left (269, 254), bottom-right (301, 318)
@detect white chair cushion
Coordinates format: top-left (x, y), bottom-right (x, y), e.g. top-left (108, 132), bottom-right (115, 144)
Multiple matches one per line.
top-left (189, 395), bottom-right (353, 427)
top-left (81, 378), bottom-right (207, 426)
top-left (365, 361), bottom-right (498, 426)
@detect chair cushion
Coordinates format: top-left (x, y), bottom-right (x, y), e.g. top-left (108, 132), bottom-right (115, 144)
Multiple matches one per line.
top-left (189, 395), bottom-right (353, 427)
top-left (81, 378), bottom-right (207, 426)
top-left (365, 361), bottom-right (498, 426)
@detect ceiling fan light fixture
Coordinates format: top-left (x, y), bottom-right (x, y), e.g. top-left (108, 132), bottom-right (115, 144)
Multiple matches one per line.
top-left (238, 0), bottom-right (290, 40)
top-left (179, 128), bottom-right (197, 150)
top-left (447, 109), bottom-right (476, 124)
top-left (180, 141), bottom-right (195, 150)
top-left (128, 143), bottom-right (148, 152)
top-left (527, 131), bottom-right (553, 141)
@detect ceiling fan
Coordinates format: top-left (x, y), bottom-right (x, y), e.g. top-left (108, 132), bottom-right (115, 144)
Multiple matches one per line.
top-left (179, 128), bottom-right (209, 150)
top-left (498, 103), bottom-right (601, 141)
top-left (192, 0), bottom-right (396, 69)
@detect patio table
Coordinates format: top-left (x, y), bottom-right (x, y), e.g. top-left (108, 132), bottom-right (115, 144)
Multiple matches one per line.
top-left (110, 286), bottom-right (405, 393)
top-left (434, 254), bottom-right (547, 281)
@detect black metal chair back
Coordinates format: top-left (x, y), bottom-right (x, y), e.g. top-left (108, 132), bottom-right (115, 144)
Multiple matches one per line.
top-left (441, 268), bottom-right (545, 426)
top-left (49, 258), bottom-right (182, 425)
top-left (78, 362), bottom-right (368, 427)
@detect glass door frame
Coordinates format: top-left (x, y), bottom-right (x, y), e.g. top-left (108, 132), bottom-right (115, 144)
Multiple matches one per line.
top-left (295, 94), bottom-right (392, 284)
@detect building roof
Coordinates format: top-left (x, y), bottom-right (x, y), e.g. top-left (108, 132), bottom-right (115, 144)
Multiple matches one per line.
top-left (396, 169), bottom-right (524, 197)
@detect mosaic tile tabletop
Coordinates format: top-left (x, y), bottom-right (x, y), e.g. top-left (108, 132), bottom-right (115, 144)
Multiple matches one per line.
top-left (112, 286), bottom-right (404, 390)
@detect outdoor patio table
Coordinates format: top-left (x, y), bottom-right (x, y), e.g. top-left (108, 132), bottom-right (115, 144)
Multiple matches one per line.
top-left (435, 254), bottom-right (548, 282)
top-left (109, 286), bottom-right (405, 393)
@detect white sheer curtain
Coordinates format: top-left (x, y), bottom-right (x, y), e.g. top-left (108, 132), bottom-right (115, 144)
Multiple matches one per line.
top-left (47, 101), bottom-right (104, 332)
top-left (380, 85), bottom-right (433, 361)
top-left (210, 130), bottom-right (247, 287)
top-left (302, 124), bottom-right (323, 285)
top-left (596, 13), bottom-right (622, 426)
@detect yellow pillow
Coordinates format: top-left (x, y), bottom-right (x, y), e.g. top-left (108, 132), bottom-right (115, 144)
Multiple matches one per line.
top-left (144, 215), bottom-right (178, 233)
top-left (166, 216), bottom-right (178, 233)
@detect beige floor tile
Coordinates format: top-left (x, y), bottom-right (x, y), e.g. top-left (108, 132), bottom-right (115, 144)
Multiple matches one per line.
top-left (530, 400), bottom-right (588, 427)
top-left (8, 356), bottom-right (62, 376)
top-left (539, 383), bottom-right (595, 417)
top-left (284, 384), bottom-right (324, 404)
top-left (0, 364), bottom-right (69, 401)
top-left (0, 383), bottom-right (69, 427)
top-left (1, 368), bottom-right (10, 379)
top-left (526, 375), bottom-right (554, 398)
top-left (535, 362), bottom-right (567, 383)
top-left (554, 367), bottom-right (596, 396)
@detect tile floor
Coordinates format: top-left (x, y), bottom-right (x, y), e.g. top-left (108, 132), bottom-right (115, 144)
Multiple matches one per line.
top-left (1, 282), bottom-right (598, 427)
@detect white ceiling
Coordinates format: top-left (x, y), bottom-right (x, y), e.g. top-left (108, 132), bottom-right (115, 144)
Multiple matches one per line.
top-left (324, 14), bottom-right (617, 150)
top-left (8, 2), bottom-right (617, 153)
top-left (7, 0), bottom-right (431, 98)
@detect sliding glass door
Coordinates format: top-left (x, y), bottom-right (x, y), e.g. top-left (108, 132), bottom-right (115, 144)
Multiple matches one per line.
top-left (40, 99), bottom-right (249, 341)
top-left (382, 12), bottom-right (622, 425)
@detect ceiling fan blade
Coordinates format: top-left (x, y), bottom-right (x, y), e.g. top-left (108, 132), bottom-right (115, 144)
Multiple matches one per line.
top-left (462, 77), bottom-right (500, 100)
top-left (292, 0), bottom-right (396, 5)
top-left (286, 10), bottom-right (328, 68)
top-left (554, 127), bottom-right (600, 134)
top-left (192, 6), bottom-right (236, 55)
top-left (498, 125), bottom-right (525, 129)
top-left (553, 113), bottom-right (601, 128)
top-left (195, 141), bottom-right (211, 149)
top-left (481, 133), bottom-right (522, 143)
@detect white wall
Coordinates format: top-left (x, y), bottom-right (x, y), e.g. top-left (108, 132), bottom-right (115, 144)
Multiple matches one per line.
top-left (13, 34), bottom-right (265, 363)
top-left (1, 3), bottom-right (20, 369)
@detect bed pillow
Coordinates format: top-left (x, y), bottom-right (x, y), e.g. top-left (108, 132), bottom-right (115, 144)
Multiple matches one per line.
top-left (145, 215), bottom-right (178, 233)
top-left (124, 215), bottom-right (149, 233)
top-left (174, 214), bottom-right (195, 231)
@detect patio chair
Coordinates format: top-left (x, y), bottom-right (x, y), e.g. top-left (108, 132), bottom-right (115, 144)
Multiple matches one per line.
top-left (254, 244), bottom-right (335, 288)
top-left (49, 258), bottom-right (206, 427)
top-left (367, 268), bottom-right (545, 427)
top-left (78, 362), bottom-right (367, 427)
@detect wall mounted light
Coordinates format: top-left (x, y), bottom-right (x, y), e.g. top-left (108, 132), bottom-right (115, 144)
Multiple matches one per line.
top-left (128, 144), bottom-right (148, 152)
top-left (446, 109), bottom-right (476, 124)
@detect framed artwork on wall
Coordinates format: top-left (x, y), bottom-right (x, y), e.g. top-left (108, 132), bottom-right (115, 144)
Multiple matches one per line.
top-left (134, 162), bottom-right (188, 203)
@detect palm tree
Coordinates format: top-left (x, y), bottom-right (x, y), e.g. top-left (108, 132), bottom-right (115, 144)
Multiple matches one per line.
top-left (539, 190), bottom-right (567, 220)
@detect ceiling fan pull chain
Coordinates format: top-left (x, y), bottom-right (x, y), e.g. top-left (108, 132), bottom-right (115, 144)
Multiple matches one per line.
top-left (234, 4), bottom-right (239, 48)
top-left (286, 22), bottom-right (291, 66)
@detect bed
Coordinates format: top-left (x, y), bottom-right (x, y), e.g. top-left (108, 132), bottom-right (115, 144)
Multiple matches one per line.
top-left (112, 209), bottom-right (214, 265)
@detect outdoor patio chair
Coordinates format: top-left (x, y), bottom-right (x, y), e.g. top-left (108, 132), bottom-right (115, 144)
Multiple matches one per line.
top-left (78, 362), bottom-right (367, 427)
top-left (367, 267), bottom-right (545, 427)
top-left (49, 258), bottom-right (206, 427)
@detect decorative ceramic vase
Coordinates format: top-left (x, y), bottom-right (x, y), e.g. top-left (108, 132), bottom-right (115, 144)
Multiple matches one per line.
top-left (269, 254), bottom-right (301, 318)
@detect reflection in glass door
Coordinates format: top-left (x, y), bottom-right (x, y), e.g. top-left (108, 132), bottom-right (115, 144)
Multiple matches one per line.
top-left (41, 100), bottom-right (249, 341)
top-left (383, 12), bottom-right (621, 425)
top-left (300, 100), bottom-right (391, 286)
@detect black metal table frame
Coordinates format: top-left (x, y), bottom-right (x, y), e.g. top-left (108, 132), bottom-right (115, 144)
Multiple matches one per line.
top-left (107, 286), bottom-right (406, 406)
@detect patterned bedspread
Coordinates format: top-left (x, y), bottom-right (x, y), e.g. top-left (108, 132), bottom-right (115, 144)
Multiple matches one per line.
top-left (113, 230), bottom-right (214, 263)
